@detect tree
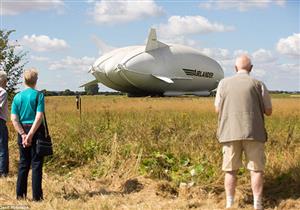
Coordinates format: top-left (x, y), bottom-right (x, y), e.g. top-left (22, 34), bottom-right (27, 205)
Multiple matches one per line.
top-left (62, 89), bottom-right (75, 96)
top-left (85, 84), bottom-right (99, 95)
top-left (0, 30), bottom-right (27, 98)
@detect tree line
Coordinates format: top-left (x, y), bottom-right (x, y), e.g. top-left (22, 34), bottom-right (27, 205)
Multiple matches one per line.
top-left (42, 88), bottom-right (125, 97)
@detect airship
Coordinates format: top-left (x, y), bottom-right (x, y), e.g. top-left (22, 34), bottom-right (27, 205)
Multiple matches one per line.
top-left (82, 28), bottom-right (224, 96)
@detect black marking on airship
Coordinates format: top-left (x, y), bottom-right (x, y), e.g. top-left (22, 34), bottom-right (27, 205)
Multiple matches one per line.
top-left (182, 68), bottom-right (214, 78)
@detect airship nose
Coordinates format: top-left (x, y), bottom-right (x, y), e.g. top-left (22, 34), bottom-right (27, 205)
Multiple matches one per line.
top-left (89, 66), bottom-right (96, 73)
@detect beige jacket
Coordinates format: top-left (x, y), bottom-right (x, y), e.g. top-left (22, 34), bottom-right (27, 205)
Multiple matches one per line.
top-left (215, 71), bottom-right (271, 143)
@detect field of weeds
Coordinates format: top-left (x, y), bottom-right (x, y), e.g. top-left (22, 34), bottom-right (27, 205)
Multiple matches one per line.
top-left (1, 95), bottom-right (299, 210)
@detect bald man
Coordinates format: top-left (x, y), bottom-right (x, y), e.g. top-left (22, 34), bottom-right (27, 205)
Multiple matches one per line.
top-left (215, 55), bottom-right (272, 210)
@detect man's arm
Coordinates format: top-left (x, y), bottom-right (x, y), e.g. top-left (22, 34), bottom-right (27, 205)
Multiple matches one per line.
top-left (214, 80), bottom-right (223, 113)
top-left (0, 91), bottom-right (7, 110)
top-left (11, 114), bottom-right (25, 135)
top-left (11, 114), bottom-right (27, 146)
top-left (25, 112), bottom-right (43, 145)
top-left (11, 97), bottom-right (25, 135)
top-left (26, 92), bottom-right (45, 145)
top-left (261, 83), bottom-right (272, 116)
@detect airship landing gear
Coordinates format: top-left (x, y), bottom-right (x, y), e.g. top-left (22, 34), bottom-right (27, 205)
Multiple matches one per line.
top-left (127, 93), bottom-right (149, 97)
top-left (150, 93), bottom-right (164, 97)
top-left (127, 93), bottom-right (164, 97)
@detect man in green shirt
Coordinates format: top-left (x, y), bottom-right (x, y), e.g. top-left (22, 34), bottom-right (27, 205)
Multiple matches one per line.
top-left (11, 68), bottom-right (45, 201)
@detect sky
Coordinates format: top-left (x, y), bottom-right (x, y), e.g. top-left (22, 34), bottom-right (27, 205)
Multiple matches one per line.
top-left (0, 0), bottom-right (299, 92)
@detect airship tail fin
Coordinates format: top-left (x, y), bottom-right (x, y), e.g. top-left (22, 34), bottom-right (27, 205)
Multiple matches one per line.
top-left (145, 28), bottom-right (169, 52)
top-left (79, 79), bottom-right (98, 88)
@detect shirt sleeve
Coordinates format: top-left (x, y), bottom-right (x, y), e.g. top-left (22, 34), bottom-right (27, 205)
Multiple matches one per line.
top-left (37, 92), bottom-right (45, 113)
top-left (0, 91), bottom-right (7, 109)
top-left (11, 95), bottom-right (19, 115)
top-left (261, 82), bottom-right (272, 109)
top-left (214, 80), bottom-right (224, 108)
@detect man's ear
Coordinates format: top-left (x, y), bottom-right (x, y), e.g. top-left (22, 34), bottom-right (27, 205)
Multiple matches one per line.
top-left (235, 66), bottom-right (238, 72)
top-left (249, 65), bottom-right (253, 72)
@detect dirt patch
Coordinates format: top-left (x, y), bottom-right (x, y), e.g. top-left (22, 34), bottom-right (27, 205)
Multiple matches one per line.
top-left (278, 199), bottom-right (300, 210)
top-left (156, 182), bottom-right (179, 199)
top-left (1, 174), bottom-right (300, 209)
top-left (122, 178), bottom-right (144, 194)
top-left (186, 201), bottom-right (203, 209)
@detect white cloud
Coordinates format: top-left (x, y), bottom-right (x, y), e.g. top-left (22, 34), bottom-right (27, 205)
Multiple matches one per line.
top-left (199, 0), bottom-right (286, 12)
top-left (276, 33), bottom-right (300, 58)
top-left (49, 56), bottom-right (96, 72)
top-left (157, 16), bottom-right (234, 38)
top-left (264, 62), bottom-right (300, 91)
top-left (172, 43), bottom-right (297, 90)
top-left (199, 47), bottom-right (277, 76)
top-left (279, 63), bottom-right (300, 74)
top-left (159, 36), bottom-right (198, 47)
top-left (90, 0), bottom-right (164, 24)
top-left (275, 0), bottom-right (286, 6)
top-left (252, 48), bottom-right (276, 63)
top-left (91, 35), bottom-right (116, 55)
top-left (200, 48), bottom-right (231, 60)
top-left (21, 35), bottom-right (69, 52)
top-left (252, 68), bottom-right (267, 78)
top-left (200, 48), bottom-right (277, 65)
top-left (30, 55), bottom-right (50, 62)
top-left (233, 49), bottom-right (250, 57)
top-left (0, 0), bottom-right (64, 15)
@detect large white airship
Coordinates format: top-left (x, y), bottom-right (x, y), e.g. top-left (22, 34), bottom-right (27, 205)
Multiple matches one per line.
top-left (82, 28), bottom-right (224, 96)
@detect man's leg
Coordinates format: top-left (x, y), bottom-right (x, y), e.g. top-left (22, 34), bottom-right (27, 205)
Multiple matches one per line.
top-left (244, 141), bottom-right (265, 210)
top-left (0, 121), bottom-right (8, 176)
top-left (225, 170), bottom-right (237, 208)
top-left (222, 141), bottom-right (242, 208)
top-left (31, 142), bottom-right (44, 201)
top-left (251, 171), bottom-right (264, 210)
top-left (16, 143), bottom-right (31, 199)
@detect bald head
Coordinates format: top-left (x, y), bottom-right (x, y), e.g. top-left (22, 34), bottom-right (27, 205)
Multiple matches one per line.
top-left (235, 55), bottom-right (252, 72)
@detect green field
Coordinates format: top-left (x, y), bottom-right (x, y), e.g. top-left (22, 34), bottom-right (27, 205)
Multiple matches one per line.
top-left (1, 96), bottom-right (300, 209)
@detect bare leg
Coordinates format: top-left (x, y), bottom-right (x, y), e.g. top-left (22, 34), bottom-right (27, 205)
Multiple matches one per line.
top-left (250, 171), bottom-right (264, 210)
top-left (225, 171), bottom-right (237, 208)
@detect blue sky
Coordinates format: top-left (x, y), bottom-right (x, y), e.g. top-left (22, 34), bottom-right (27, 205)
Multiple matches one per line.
top-left (1, 0), bottom-right (299, 91)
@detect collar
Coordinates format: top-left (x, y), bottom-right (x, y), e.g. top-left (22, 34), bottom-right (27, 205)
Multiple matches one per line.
top-left (237, 69), bottom-right (250, 74)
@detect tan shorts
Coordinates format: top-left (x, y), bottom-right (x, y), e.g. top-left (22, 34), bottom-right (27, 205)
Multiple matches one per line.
top-left (222, 140), bottom-right (265, 172)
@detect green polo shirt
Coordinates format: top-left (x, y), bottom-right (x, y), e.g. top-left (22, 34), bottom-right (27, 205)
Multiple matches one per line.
top-left (11, 88), bottom-right (45, 124)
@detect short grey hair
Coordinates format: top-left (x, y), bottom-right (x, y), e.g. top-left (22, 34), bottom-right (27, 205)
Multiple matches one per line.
top-left (0, 71), bottom-right (7, 85)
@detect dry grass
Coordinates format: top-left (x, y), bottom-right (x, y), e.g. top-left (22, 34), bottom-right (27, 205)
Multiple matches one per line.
top-left (1, 95), bottom-right (299, 210)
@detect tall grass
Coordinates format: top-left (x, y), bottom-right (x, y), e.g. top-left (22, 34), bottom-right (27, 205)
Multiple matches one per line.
top-left (4, 96), bottom-right (300, 209)
top-left (38, 97), bottom-right (300, 183)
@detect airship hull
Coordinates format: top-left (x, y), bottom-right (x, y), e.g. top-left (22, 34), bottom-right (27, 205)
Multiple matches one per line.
top-left (85, 29), bottom-right (224, 96)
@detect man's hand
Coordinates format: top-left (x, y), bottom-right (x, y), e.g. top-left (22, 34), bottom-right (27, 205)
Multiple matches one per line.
top-left (21, 134), bottom-right (27, 148)
top-left (24, 133), bottom-right (33, 147)
top-left (265, 108), bottom-right (272, 116)
top-left (215, 107), bottom-right (219, 113)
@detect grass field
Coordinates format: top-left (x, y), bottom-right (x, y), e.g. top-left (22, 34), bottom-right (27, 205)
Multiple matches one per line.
top-left (1, 95), bottom-right (300, 210)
